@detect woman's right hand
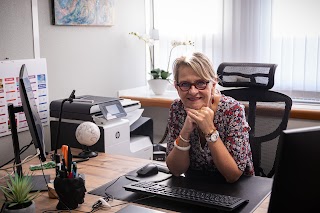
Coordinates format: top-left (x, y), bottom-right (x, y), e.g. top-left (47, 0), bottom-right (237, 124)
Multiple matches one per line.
top-left (182, 111), bottom-right (197, 134)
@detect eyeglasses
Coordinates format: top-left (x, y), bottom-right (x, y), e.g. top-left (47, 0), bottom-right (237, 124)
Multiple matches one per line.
top-left (176, 80), bottom-right (210, 91)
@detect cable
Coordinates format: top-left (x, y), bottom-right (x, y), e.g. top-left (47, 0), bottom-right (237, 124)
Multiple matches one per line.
top-left (91, 194), bottom-right (157, 213)
top-left (19, 140), bottom-right (33, 154)
top-left (42, 210), bottom-right (88, 213)
top-left (0, 149), bottom-right (40, 171)
top-left (0, 140), bottom-right (33, 168)
top-left (90, 174), bottom-right (158, 212)
top-left (54, 90), bottom-right (75, 156)
top-left (89, 175), bottom-right (122, 212)
top-left (0, 170), bottom-right (14, 181)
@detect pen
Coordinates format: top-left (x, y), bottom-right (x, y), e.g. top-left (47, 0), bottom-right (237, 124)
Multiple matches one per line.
top-left (73, 162), bottom-right (78, 177)
top-left (62, 157), bottom-right (67, 175)
top-left (67, 145), bottom-right (72, 174)
top-left (68, 163), bottom-right (74, 178)
top-left (55, 154), bottom-right (61, 177)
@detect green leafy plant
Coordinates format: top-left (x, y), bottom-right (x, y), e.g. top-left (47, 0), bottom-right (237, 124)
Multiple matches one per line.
top-left (0, 173), bottom-right (39, 209)
top-left (150, 68), bottom-right (172, 80)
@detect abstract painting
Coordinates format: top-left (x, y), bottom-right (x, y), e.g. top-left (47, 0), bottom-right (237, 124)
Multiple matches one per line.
top-left (53, 0), bottom-right (115, 26)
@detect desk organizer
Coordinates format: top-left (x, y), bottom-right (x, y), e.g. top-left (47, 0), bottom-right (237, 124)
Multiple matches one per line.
top-left (54, 175), bottom-right (86, 210)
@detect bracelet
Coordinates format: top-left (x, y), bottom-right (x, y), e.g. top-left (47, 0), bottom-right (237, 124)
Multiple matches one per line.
top-left (174, 139), bottom-right (191, 151)
top-left (179, 135), bottom-right (190, 143)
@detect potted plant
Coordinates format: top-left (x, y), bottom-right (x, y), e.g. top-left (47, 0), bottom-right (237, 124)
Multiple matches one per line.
top-left (148, 68), bottom-right (172, 95)
top-left (0, 173), bottom-right (39, 212)
top-left (129, 32), bottom-right (194, 95)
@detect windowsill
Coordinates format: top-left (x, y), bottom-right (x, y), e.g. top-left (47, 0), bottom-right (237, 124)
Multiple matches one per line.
top-left (118, 86), bottom-right (320, 121)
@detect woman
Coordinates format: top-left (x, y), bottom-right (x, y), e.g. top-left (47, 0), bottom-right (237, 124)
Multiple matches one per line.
top-left (166, 52), bottom-right (254, 183)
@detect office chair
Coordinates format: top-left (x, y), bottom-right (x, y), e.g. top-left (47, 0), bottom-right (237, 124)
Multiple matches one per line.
top-left (217, 62), bottom-right (292, 177)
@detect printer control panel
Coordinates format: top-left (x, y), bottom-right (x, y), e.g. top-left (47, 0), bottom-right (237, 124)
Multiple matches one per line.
top-left (99, 100), bottom-right (127, 120)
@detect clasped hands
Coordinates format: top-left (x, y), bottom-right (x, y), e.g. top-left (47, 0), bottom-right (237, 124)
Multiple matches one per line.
top-left (182, 93), bottom-right (220, 138)
top-left (184, 107), bottom-right (215, 136)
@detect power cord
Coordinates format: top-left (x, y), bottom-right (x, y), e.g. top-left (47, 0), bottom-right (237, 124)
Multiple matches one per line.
top-left (89, 175), bottom-right (158, 212)
top-left (0, 140), bottom-right (33, 168)
top-left (0, 149), bottom-right (40, 171)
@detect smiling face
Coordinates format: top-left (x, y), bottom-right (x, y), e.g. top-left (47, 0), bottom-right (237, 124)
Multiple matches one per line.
top-left (176, 65), bottom-right (215, 110)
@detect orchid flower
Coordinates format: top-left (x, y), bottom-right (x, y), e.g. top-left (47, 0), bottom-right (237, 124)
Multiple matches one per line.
top-left (129, 32), bottom-right (155, 69)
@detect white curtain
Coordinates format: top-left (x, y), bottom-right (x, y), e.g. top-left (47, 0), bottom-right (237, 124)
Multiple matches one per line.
top-left (153, 0), bottom-right (320, 95)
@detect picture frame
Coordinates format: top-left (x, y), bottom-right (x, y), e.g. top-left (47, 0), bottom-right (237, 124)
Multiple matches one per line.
top-left (53, 0), bottom-right (115, 26)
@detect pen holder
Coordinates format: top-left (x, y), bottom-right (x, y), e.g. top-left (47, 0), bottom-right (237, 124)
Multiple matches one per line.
top-left (54, 175), bottom-right (86, 210)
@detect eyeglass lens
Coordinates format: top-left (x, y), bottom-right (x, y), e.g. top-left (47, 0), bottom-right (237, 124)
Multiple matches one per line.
top-left (178, 80), bottom-right (209, 91)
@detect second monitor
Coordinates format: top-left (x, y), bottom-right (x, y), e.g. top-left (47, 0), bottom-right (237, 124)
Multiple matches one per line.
top-left (268, 126), bottom-right (320, 212)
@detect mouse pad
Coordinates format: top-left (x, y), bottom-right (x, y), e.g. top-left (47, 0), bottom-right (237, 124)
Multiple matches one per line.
top-left (89, 168), bottom-right (272, 213)
top-left (88, 164), bottom-right (172, 201)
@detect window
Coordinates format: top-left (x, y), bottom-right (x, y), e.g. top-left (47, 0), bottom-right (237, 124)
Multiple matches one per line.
top-left (152, 0), bottom-right (320, 103)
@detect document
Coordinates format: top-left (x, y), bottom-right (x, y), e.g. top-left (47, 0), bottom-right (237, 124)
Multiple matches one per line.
top-left (125, 108), bottom-right (144, 126)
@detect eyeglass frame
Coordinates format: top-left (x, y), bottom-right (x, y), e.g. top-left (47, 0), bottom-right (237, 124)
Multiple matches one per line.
top-left (176, 80), bottom-right (213, 91)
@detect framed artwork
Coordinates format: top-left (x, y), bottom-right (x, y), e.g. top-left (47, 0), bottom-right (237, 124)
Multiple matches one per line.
top-left (53, 0), bottom-right (115, 26)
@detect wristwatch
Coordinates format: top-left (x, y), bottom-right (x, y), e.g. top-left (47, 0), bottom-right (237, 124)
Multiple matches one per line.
top-left (205, 129), bottom-right (219, 143)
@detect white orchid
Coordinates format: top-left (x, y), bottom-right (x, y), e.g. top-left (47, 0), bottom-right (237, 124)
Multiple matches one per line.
top-left (171, 40), bottom-right (194, 47)
top-left (130, 32), bottom-right (155, 69)
top-left (130, 32), bottom-right (194, 78)
top-left (129, 32), bottom-right (155, 46)
top-left (167, 39), bottom-right (194, 71)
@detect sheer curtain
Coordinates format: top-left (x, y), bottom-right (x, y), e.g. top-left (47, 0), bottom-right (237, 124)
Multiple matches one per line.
top-left (153, 0), bottom-right (320, 99)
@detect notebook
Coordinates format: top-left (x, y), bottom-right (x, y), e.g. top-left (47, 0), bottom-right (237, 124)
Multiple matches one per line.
top-left (116, 204), bottom-right (165, 213)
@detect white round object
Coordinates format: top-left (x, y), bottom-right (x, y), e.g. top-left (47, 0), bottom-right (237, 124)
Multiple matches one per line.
top-left (75, 122), bottom-right (100, 146)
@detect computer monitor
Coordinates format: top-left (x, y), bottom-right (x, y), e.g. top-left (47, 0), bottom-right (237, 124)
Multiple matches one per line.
top-left (268, 126), bottom-right (320, 212)
top-left (19, 64), bottom-right (46, 162)
top-left (7, 64), bottom-right (49, 191)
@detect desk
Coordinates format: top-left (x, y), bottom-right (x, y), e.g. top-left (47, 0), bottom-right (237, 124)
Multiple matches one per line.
top-left (0, 150), bottom-right (270, 213)
top-left (119, 86), bottom-right (320, 121)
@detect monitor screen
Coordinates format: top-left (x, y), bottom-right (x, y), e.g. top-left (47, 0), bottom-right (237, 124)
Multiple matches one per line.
top-left (19, 64), bottom-right (46, 162)
top-left (268, 126), bottom-right (320, 212)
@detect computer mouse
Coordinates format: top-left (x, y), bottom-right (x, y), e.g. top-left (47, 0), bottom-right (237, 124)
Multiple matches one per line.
top-left (136, 163), bottom-right (159, 177)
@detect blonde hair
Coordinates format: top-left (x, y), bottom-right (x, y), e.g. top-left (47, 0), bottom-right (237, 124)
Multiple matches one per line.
top-left (173, 52), bottom-right (217, 83)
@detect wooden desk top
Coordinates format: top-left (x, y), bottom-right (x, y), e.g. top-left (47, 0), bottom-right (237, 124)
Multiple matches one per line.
top-left (119, 86), bottom-right (320, 121)
top-left (0, 150), bottom-right (269, 213)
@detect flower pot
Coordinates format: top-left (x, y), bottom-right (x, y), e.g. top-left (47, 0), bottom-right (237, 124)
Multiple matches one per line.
top-left (148, 79), bottom-right (170, 95)
top-left (2, 201), bottom-right (35, 213)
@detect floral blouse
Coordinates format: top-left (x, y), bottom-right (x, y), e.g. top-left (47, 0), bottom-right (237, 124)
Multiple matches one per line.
top-left (166, 95), bottom-right (254, 176)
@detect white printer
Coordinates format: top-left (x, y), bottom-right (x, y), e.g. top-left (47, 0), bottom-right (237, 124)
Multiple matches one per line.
top-left (50, 95), bottom-right (153, 160)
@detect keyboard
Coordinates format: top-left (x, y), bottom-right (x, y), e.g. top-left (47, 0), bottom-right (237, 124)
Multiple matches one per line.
top-left (123, 181), bottom-right (249, 211)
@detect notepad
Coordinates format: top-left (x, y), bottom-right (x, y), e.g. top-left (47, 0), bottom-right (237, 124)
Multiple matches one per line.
top-left (116, 204), bottom-right (165, 213)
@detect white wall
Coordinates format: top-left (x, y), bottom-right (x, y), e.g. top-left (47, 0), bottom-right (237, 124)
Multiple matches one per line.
top-left (0, 0), bottom-right (34, 60)
top-left (0, 0), bottom-right (148, 165)
top-left (38, 0), bottom-right (147, 101)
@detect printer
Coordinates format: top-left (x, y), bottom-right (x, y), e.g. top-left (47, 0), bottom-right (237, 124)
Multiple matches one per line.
top-left (50, 95), bottom-right (153, 160)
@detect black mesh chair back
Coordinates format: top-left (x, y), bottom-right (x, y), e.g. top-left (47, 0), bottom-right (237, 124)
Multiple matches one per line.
top-left (217, 63), bottom-right (292, 177)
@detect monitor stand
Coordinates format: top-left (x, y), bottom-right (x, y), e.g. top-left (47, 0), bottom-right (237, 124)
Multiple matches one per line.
top-left (7, 103), bottom-right (49, 192)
